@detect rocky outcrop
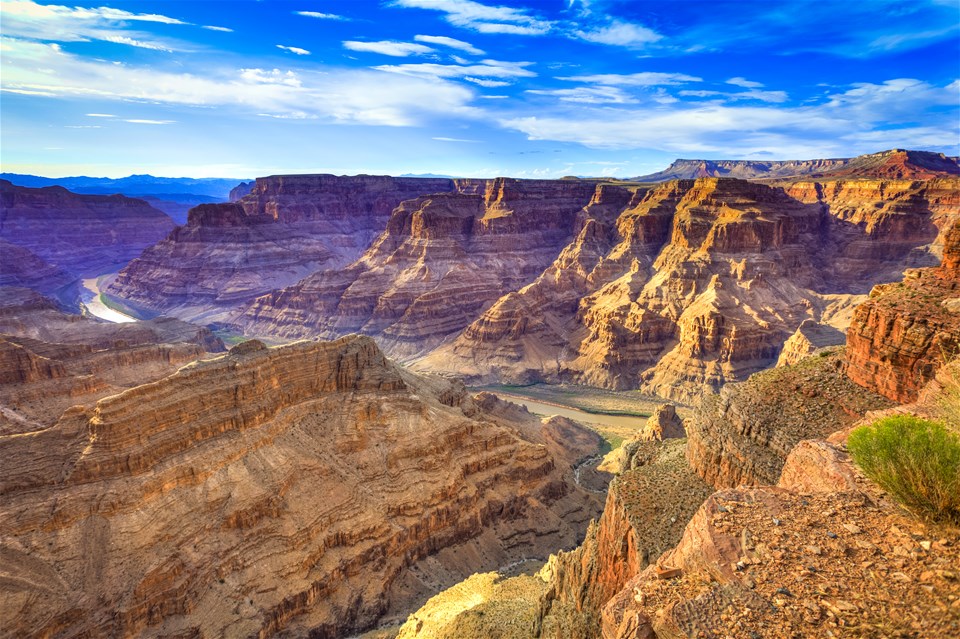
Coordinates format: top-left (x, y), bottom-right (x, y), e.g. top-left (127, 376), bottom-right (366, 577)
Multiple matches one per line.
top-left (107, 175), bottom-right (458, 322)
top-left (775, 319), bottom-right (845, 367)
top-left (237, 178), bottom-right (601, 357)
top-left (685, 348), bottom-right (892, 489)
top-left (0, 335), bottom-right (603, 638)
top-left (633, 148), bottom-right (960, 182)
top-left (536, 440), bottom-right (711, 638)
top-left (0, 287), bottom-right (224, 432)
top-left (600, 432), bottom-right (960, 639)
top-left (425, 175), bottom-right (956, 401)
top-left (637, 404), bottom-right (684, 442)
top-left (845, 219), bottom-right (960, 403)
top-left (0, 179), bottom-right (174, 278)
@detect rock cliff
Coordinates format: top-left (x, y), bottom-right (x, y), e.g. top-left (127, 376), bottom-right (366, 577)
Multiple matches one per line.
top-left (633, 148), bottom-right (960, 182)
top-left (236, 178), bottom-right (601, 357)
top-left (684, 348), bottom-right (892, 489)
top-left (0, 239), bottom-right (76, 299)
top-left (0, 334), bottom-right (603, 637)
top-left (845, 219), bottom-right (960, 403)
top-left (107, 175), bottom-right (458, 322)
top-left (427, 176), bottom-right (956, 401)
top-left (0, 287), bottom-right (224, 432)
top-left (0, 179), bottom-right (175, 279)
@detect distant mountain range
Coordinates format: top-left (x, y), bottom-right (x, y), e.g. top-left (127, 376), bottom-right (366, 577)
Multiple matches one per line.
top-left (632, 149), bottom-right (960, 182)
top-left (0, 173), bottom-right (248, 224)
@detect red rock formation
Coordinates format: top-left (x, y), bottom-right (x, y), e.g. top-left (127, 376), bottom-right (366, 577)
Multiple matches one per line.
top-left (0, 179), bottom-right (174, 278)
top-left (633, 148), bottom-right (959, 182)
top-left (0, 287), bottom-right (224, 432)
top-left (0, 335), bottom-right (602, 637)
top-left (845, 218), bottom-right (960, 403)
top-left (107, 175), bottom-right (458, 322)
top-left (425, 176), bottom-right (956, 401)
top-left (0, 239), bottom-right (76, 299)
top-left (237, 178), bottom-right (601, 357)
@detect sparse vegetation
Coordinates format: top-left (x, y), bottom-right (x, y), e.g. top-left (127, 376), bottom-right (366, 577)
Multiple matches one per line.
top-left (848, 415), bottom-right (960, 523)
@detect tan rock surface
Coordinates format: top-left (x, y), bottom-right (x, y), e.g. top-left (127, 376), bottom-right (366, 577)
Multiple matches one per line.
top-left (0, 335), bottom-right (603, 638)
top-left (685, 348), bottom-right (892, 489)
top-left (846, 218), bottom-right (960, 403)
top-left (775, 319), bottom-right (845, 367)
top-left (237, 178), bottom-right (601, 357)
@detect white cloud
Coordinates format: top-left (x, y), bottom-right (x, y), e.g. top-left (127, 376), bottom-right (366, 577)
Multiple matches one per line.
top-left (85, 113), bottom-right (116, 117)
top-left (414, 34), bottom-right (485, 55)
top-left (277, 44), bottom-right (311, 55)
top-left (240, 68), bottom-right (301, 87)
top-left (560, 72), bottom-right (701, 86)
top-left (392, 0), bottom-right (552, 36)
top-left (727, 77), bottom-right (764, 88)
top-left (124, 119), bottom-right (175, 125)
top-left (464, 77), bottom-right (510, 87)
top-left (729, 89), bottom-right (788, 103)
top-left (1, 0), bottom-right (187, 50)
top-left (433, 136), bottom-right (479, 142)
top-left (375, 59), bottom-right (536, 80)
top-left (575, 19), bottom-right (662, 47)
top-left (103, 35), bottom-right (172, 52)
top-left (0, 37), bottom-right (479, 128)
top-left (678, 90), bottom-right (724, 98)
top-left (202, 25), bottom-right (233, 33)
top-left (499, 78), bottom-right (959, 158)
top-left (294, 11), bottom-right (347, 20)
top-left (527, 86), bottom-right (632, 104)
top-left (343, 40), bottom-right (434, 57)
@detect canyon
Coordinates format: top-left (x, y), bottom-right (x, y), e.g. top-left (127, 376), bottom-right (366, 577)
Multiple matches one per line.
top-left (0, 303), bottom-right (604, 637)
top-left (0, 179), bottom-right (175, 289)
top-left (2, 148), bottom-right (959, 638)
top-left (100, 150), bottom-right (960, 403)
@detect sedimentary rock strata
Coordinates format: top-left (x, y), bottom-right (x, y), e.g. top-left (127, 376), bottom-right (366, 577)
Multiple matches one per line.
top-left (427, 175), bottom-right (956, 401)
top-left (775, 319), bottom-right (845, 367)
top-left (0, 179), bottom-right (174, 278)
top-left (107, 175), bottom-right (458, 321)
top-left (0, 287), bottom-right (224, 431)
top-left (633, 148), bottom-right (959, 182)
top-left (846, 219), bottom-right (960, 403)
top-left (237, 178), bottom-right (600, 357)
top-left (0, 239), bottom-right (76, 299)
top-left (0, 335), bottom-right (602, 637)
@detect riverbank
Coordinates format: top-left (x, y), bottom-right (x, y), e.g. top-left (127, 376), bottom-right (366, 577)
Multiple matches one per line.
top-left (80, 275), bottom-right (138, 323)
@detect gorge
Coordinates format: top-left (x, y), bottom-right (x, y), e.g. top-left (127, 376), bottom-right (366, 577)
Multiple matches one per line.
top-left (1, 149), bottom-right (958, 639)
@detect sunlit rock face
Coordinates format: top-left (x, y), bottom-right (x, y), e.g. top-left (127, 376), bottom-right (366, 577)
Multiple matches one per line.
top-left (845, 218), bottom-right (960, 403)
top-left (0, 334), bottom-right (603, 637)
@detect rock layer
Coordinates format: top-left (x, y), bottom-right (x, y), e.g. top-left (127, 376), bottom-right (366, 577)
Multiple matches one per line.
top-left (0, 335), bottom-right (602, 638)
top-left (107, 175), bottom-right (458, 321)
top-left (237, 178), bottom-right (601, 357)
top-left (845, 218), bottom-right (960, 403)
top-left (0, 179), bottom-right (174, 278)
top-left (427, 176), bottom-right (956, 401)
top-left (684, 348), bottom-right (892, 489)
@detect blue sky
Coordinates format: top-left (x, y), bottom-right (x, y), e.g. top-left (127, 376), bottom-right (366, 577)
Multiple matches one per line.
top-left (1, 0), bottom-right (958, 179)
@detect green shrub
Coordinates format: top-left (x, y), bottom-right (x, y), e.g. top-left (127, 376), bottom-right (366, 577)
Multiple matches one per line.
top-left (848, 415), bottom-right (960, 524)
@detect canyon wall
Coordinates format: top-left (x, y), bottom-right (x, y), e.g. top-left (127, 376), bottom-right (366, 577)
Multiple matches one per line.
top-left (845, 218), bottom-right (960, 403)
top-left (236, 178), bottom-right (601, 357)
top-left (0, 179), bottom-right (174, 279)
top-left (106, 175), bottom-right (459, 321)
top-left (424, 175), bottom-right (957, 401)
top-left (633, 149), bottom-right (960, 182)
top-left (0, 335), bottom-right (602, 638)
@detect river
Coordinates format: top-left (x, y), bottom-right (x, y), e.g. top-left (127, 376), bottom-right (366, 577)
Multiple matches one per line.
top-left (80, 277), bottom-right (138, 323)
top-left (485, 392), bottom-right (650, 432)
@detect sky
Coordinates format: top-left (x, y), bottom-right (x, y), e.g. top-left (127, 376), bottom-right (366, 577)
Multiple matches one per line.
top-left (1, 0), bottom-right (958, 179)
